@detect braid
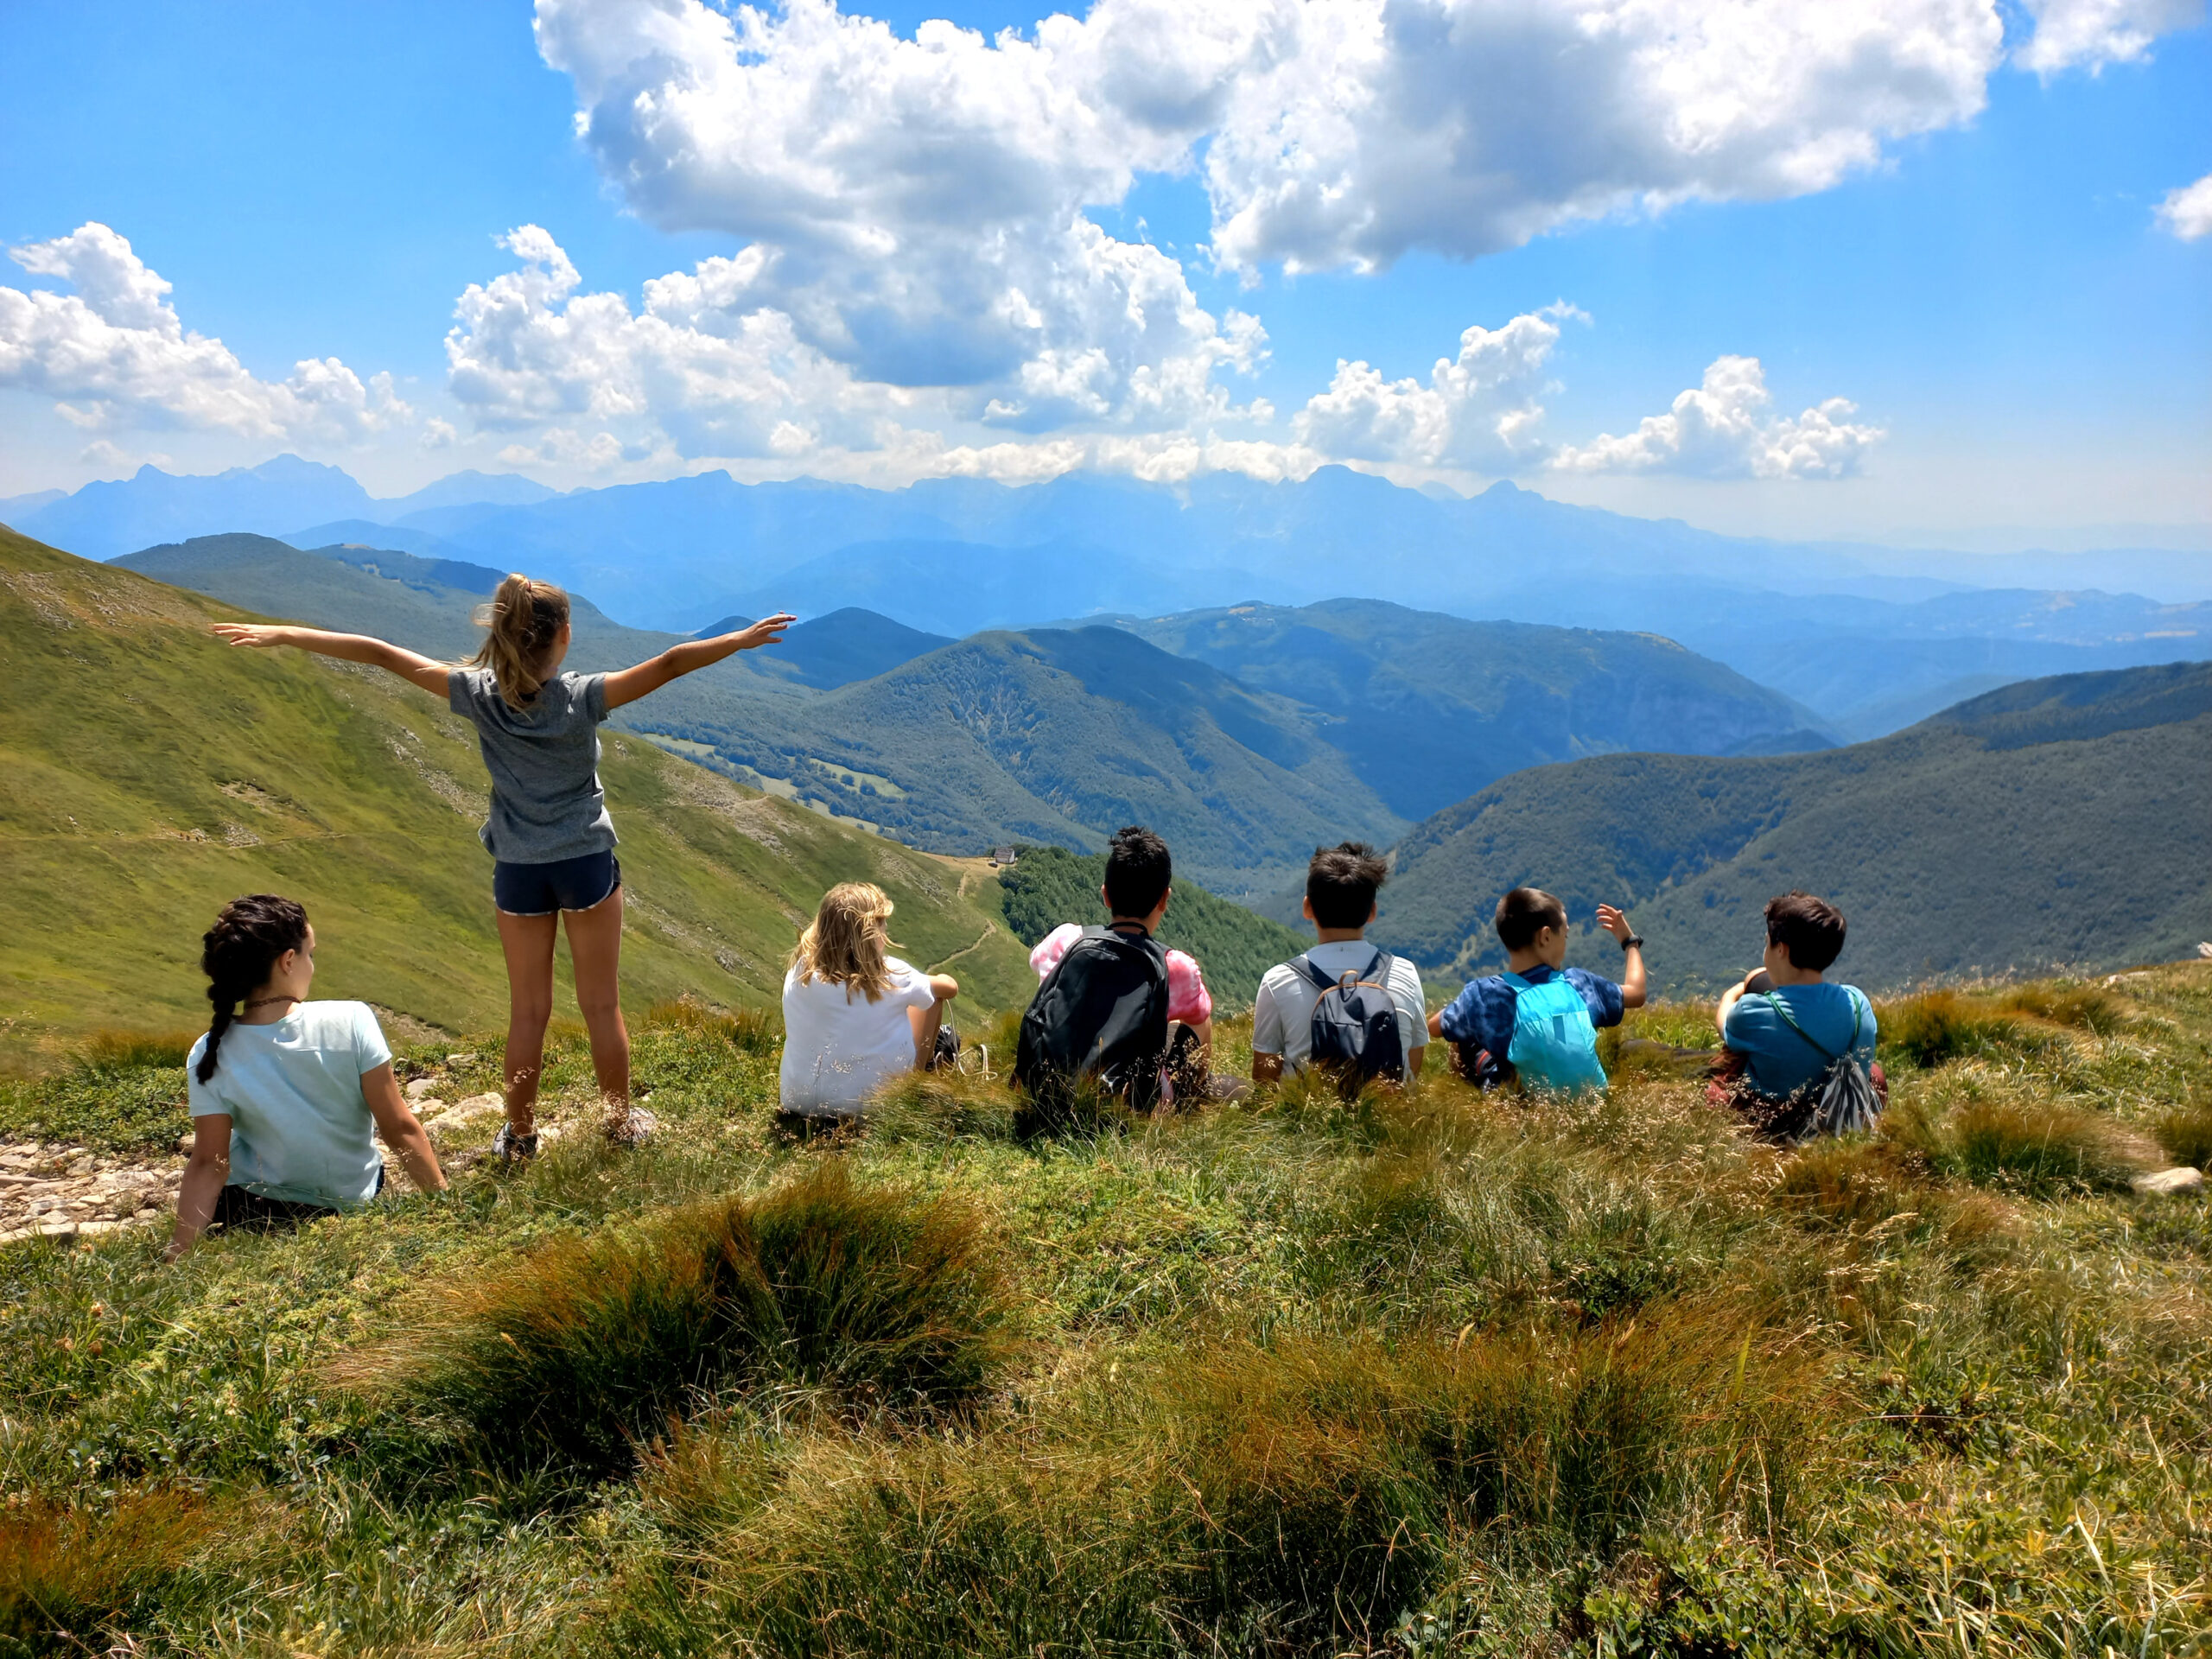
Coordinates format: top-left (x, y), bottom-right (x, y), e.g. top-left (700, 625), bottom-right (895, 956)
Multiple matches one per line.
top-left (196, 895), bottom-right (309, 1084)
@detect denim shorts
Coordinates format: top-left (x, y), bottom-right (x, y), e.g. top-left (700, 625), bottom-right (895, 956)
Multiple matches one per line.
top-left (493, 850), bottom-right (621, 917)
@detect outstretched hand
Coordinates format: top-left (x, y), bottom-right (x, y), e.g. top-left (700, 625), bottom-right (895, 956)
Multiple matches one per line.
top-left (211, 622), bottom-right (289, 649)
top-left (1595, 904), bottom-right (1635, 943)
top-left (728, 613), bottom-right (796, 650)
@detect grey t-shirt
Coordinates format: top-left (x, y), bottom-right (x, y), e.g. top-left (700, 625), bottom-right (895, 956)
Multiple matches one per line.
top-left (448, 668), bottom-right (617, 863)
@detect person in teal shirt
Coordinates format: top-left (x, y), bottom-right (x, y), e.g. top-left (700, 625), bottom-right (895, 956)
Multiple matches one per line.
top-left (1713, 891), bottom-right (1885, 1116)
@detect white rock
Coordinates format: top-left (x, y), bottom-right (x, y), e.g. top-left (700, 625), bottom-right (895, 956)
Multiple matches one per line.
top-left (2133, 1166), bottom-right (2204, 1197)
top-left (404, 1077), bottom-right (442, 1102)
top-left (448, 1052), bottom-right (478, 1065)
top-left (426, 1095), bottom-right (506, 1141)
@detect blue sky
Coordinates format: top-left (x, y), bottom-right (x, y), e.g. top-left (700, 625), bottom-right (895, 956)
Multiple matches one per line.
top-left (2, 0), bottom-right (2206, 547)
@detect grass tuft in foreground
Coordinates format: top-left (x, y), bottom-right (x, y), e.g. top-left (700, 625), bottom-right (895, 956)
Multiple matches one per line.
top-left (334, 1161), bottom-right (1015, 1476)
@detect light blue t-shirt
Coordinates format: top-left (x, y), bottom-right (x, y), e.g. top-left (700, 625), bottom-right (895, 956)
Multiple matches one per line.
top-left (1724, 983), bottom-right (1876, 1099)
top-left (187, 1001), bottom-right (392, 1210)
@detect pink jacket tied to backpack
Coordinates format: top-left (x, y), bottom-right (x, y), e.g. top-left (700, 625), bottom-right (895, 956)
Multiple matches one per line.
top-left (1030, 923), bottom-right (1212, 1025)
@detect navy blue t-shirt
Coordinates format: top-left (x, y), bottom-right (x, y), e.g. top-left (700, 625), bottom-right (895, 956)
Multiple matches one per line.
top-left (1437, 965), bottom-right (1625, 1088)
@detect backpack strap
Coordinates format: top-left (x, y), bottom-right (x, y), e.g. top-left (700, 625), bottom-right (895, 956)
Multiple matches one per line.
top-left (1296, 949), bottom-right (1391, 993)
top-left (1764, 991), bottom-right (1843, 1063)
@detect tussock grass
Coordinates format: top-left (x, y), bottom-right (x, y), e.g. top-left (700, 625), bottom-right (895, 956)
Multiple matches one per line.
top-left (2154, 1097), bottom-right (2212, 1169)
top-left (334, 1162), bottom-right (1015, 1474)
top-left (1879, 990), bottom-right (2034, 1069)
top-left (0, 1489), bottom-right (241, 1651)
top-left (641, 995), bottom-right (779, 1057)
top-left (1889, 1086), bottom-right (2158, 1194)
top-left (618, 1309), bottom-right (1826, 1656)
top-left (1995, 981), bottom-right (2126, 1033)
top-left (75, 1029), bottom-right (199, 1071)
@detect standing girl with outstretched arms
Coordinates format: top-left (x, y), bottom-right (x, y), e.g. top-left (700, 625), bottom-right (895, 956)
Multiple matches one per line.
top-left (214, 576), bottom-right (793, 1158)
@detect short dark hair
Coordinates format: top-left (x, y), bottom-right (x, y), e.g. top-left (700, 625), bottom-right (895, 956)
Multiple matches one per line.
top-left (1494, 887), bottom-right (1567, 951)
top-left (1103, 825), bottom-right (1173, 918)
top-left (1765, 891), bottom-right (1846, 971)
top-left (1306, 841), bottom-right (1389, 929)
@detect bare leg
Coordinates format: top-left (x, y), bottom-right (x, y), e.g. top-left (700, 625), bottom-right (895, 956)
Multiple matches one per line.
top-left (563, 884), bottom-right (631, 1123)
top-left (908, 997), bottom-right (947, 1070)
top-left (496, 910), bottom-right (560, 1135)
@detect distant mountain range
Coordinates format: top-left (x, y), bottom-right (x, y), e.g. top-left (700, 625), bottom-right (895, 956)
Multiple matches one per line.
top-left (10, 455), bottom-right (2203, 748)
top-left (90, 531), bottom-right (1831, 900)
top-left (1376, 661), bottom-right (2212, 991)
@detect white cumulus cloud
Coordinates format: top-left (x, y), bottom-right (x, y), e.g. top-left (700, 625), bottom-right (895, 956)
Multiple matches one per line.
top-left (1552, 355), bottom-right (1883, 480)
top-left (2012, 0), bottom-right (2202, 75)
top-left (2156, 172), bottom-right (2212, 240)
top-left (0, 223), bottom-right (410, 442)
top-left (1293, 307), bottom-right (1575, 468)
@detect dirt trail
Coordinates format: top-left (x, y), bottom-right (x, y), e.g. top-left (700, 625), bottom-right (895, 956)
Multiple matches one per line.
top-left (929, 921), bottom-right (1001, 973)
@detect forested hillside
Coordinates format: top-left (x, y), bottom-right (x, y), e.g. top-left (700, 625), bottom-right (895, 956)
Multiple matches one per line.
top-left (1106, 599), bottom-right (1832, 818)
top-left (0, 528), bottom-right (1033, 1063)
top-left (1382, 662), bottom-right (2212, 990)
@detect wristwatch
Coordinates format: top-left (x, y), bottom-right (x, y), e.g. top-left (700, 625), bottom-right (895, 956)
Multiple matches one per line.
top-left (1619, 934), bottom-right (1644, 951)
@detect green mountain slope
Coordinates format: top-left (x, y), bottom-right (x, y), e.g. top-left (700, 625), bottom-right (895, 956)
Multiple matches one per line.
top-left (650, 626), bottom-right (1411, 900)
top-left (0, 527), bottom-right (1035, 1063)
top-left (1104, 599), bottom-right (1835, 820)
top-left (996, 844), bottom-right (1315, 1009)
top-left (1382, 663), bottom-right (2212, 990)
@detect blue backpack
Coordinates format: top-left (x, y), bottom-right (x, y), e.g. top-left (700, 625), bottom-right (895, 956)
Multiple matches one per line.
top-left (1502, 972), bottom-right (1608, 1094)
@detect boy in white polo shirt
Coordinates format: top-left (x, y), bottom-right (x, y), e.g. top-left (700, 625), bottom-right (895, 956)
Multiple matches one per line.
top-left (1250, 842), bottom-right (1427, 1085)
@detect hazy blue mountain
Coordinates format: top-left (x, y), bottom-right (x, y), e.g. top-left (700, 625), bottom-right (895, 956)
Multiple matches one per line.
top-left (721, 538), bottom-right (1296, 637)
top-left (694, 607), bottom-right (954, 690)
top-left (20, 456), bottom-right (375, 558)
top-left (1099, 600), bottom-right (1833, 820)
top-left (0, 489), bottom-right (65, 519)
top-left (283, 518), bottom-right (490, 566)
top-left (379, 470), bottom-right (558, 513)
top-left (1380, 661), bottom-right (2212, 990)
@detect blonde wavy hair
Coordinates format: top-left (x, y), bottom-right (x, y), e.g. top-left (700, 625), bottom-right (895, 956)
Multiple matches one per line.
top-left (469, 573), bottom-right (571, 710)
top-left (791, 882), bottom-right (899, 1002)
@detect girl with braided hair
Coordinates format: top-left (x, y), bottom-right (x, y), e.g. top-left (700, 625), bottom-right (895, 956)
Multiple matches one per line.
top-left (170, 895), bottom-right (447, 1261)
top-left (213, 576), bottom-right (795, 1160)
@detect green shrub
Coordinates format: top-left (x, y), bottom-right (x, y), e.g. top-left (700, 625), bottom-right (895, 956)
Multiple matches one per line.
top-left (334, 1163), bottom-right (1014, 1474)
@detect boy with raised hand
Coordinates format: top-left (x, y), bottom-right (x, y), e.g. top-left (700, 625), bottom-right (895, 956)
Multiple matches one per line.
top-left (1710, 891), bottom-right (1884, 1134)
top-left (1251, 842), bottom-right (1427, 1088)
top-left (1427, 887), bottom-right (1646, 1093)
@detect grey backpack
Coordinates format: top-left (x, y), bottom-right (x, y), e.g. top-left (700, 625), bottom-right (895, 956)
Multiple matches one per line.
top-left (1765, 988), bottom-right (1882, 1142)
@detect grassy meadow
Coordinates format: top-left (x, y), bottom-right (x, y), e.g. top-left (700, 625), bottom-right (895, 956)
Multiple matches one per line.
top-left (3, 963), bottom-right (2209, 1656)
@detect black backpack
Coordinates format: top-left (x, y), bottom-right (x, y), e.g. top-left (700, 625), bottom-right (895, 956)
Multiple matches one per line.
top-left (1295, 948), bottom-right (1406, 1094)
top-left (1014, 925), bottom-right (1173, 1122)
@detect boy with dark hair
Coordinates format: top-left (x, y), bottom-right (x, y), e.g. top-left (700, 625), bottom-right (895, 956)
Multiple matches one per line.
top-left (1018, 826), bottom-right (1218, 1111)
top-left (1711, 892), bottom-right (1883, 1135)
top-left (1427, 887), bottom-right (1646, 1092)
top-left (1251, 842), bottom-right (1427, 1086)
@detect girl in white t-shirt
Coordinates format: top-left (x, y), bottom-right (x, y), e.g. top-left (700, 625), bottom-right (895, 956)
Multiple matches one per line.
top-left (779, 883), bottom-right (958, 1120)
top-left (168, 895), bottom-right (448, 1261)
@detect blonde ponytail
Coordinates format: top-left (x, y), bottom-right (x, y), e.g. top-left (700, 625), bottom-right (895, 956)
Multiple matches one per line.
top-left (469, 574), bottom-right (570, 710)
top-left (790, 882), bottom-right (898, 1002)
